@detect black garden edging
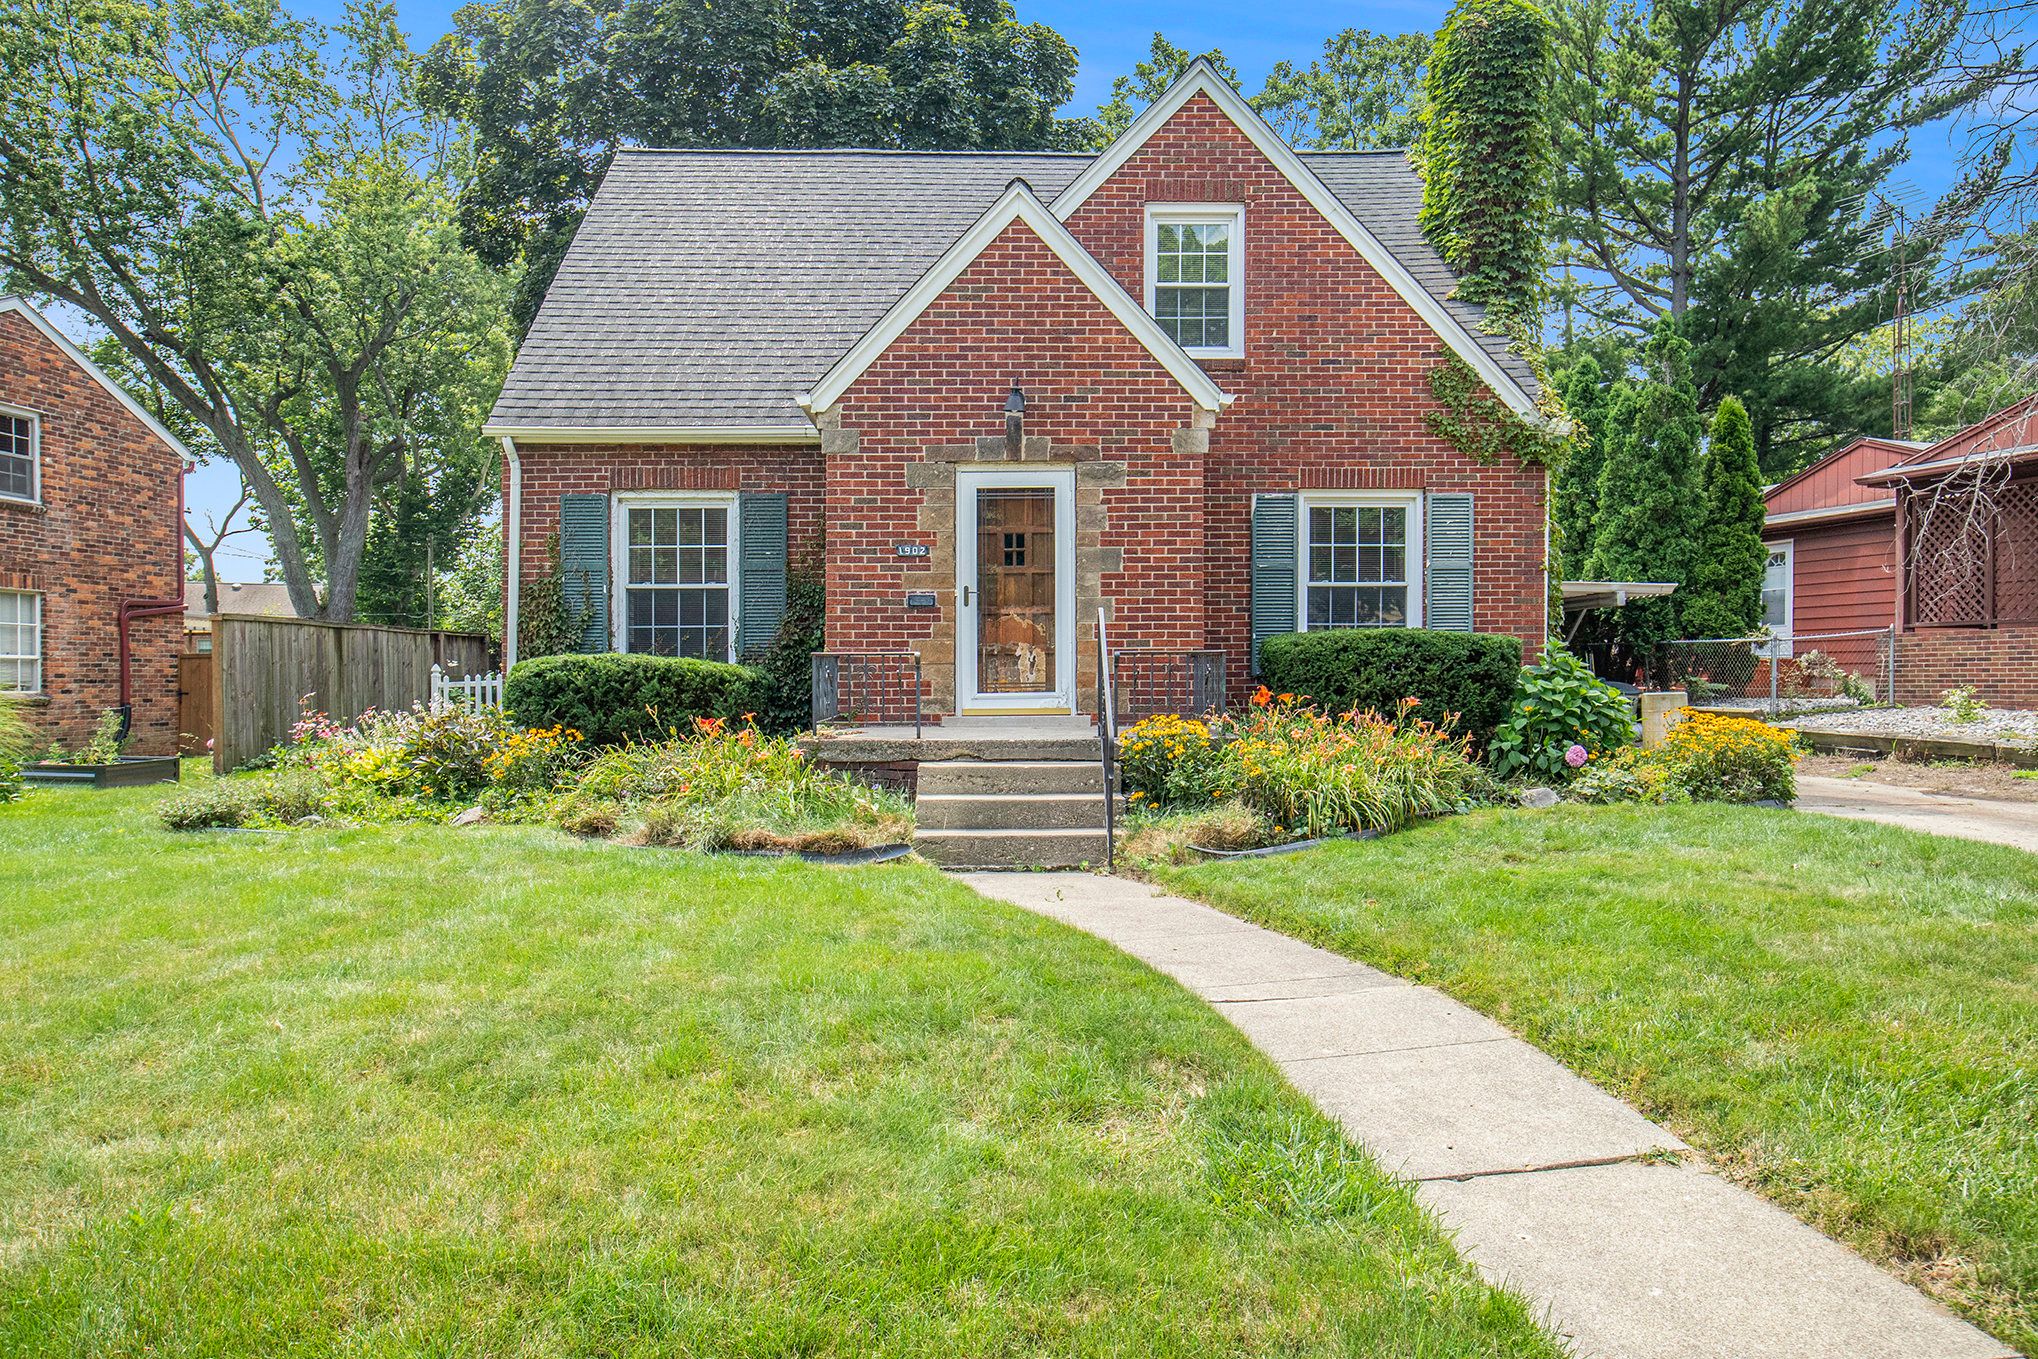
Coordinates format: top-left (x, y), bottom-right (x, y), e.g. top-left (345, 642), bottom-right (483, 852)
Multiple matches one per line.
top-left (25, 756), bottom-right (181, 788)
top-left (1189, 828), bottom-right (1385, 859)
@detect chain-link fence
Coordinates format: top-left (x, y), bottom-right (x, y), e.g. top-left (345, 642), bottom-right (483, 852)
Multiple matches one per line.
top-left (1662, 629), bottom-right (1896, 709)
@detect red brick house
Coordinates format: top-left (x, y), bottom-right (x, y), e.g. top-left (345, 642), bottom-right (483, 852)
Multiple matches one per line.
top-left (1762, 395), bottom-right (2038, 705)
top-left (485, 64), bottom-right (1549, 723)
top-left (0, 296), bottom-right (186, 754)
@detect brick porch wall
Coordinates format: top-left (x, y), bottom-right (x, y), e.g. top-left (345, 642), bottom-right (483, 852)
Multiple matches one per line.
top-left (1060, 93), bottom-right (1549, 691)
top-left (0, 311), bottom-right (181, 755)
top-left (1894, 627), bottom-right (2038, 708)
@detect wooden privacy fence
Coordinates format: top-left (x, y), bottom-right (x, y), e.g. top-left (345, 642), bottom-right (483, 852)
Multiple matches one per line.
top-left (209, 615), bottom-right (495, 771)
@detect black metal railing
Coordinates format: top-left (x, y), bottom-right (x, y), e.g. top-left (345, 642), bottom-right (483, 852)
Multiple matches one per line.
top-left (811, 652), bottom-right (923, 736)
top-left (1110, 648), bottom-right (1227, 725)
top-left (1095, 609), bottom-right (1116, 871)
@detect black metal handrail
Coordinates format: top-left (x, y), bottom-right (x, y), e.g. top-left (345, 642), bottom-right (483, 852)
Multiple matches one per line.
top-left (1111, 648), bottom-right (1227, 725)
top-left (1096, 609), bottom-right (1116, 871)
top-left (811, 652), bottom-right (923, 737)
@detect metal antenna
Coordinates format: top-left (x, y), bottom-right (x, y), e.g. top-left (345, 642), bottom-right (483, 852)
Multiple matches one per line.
top-left (1892, 210), bottom-right (1913, 441)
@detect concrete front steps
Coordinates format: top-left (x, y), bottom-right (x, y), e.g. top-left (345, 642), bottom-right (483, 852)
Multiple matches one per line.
top-left (913, 750), bottom-right (1116, 869)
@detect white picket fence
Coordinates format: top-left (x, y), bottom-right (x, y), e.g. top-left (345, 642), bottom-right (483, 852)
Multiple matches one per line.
top-left (429, 663), bottom-right (505, 711)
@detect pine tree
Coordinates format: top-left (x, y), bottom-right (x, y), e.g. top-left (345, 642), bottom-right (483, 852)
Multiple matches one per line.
top-left (1583, 318), bottom-right (1703, 659)
top-left (1418, 0), bottom-right (1555, 335)
top-left (1680, 395), bottom-right (1767, 638)
top-left (1553, 354), bottom-right (1610, 572)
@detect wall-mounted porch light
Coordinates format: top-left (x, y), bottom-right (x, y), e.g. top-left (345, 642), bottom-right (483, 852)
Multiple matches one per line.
top-left (1005, 382), bottom-right (1026, 456)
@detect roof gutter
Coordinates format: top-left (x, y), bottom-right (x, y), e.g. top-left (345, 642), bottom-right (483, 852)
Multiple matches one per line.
top-left (1763, 498), bottom-right (1896, 529)
top-left (501, 435), bottom-right (521, 674)
top-left (479, 424), bottom-right (821, 445)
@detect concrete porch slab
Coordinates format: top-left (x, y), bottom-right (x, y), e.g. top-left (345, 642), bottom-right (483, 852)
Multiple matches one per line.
top-left (1420, 1161), bottom-right (2016, 1359)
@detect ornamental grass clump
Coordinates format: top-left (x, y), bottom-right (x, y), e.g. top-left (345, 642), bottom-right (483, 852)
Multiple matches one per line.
top-left (557, 716), bottom-right (913, 853)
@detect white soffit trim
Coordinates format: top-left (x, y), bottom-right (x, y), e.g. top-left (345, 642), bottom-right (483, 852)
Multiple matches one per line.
top-left (478, 424), bottom-right (822, 444)
top-left (801, 182), bottom-right (1231, 415)
top-left (1049, 62), bottom-right (1540, 419)
top-left (0, 296), bottom-right (192, 461)
top-left (1763, 498), bottom-right (1896, 528)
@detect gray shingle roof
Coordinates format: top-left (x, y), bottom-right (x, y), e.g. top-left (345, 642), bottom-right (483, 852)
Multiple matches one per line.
top-left (487, 147), bottom-right (1535, 433)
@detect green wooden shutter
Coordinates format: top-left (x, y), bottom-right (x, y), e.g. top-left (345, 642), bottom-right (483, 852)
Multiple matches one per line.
top-left (558, 493), bottom-right (610, 652)
top-left (736, 491), bottom-right (789, 658)
top-left (1425, 493), bottom-right (1475, 632)
top-left (1250, 493), bottom-right (1299, 672)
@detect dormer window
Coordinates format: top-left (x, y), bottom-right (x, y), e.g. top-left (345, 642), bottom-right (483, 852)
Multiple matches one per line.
top-left (1145, 206), bottom-right (1243, 358)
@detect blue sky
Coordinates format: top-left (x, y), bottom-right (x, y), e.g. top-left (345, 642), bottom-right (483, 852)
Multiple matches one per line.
top-left (186, 0), bottom-right (1988, 579)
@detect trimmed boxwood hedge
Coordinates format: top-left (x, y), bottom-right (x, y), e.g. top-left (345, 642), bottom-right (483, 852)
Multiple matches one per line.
top-left (505, 653), bottom-right (764, 747)
top-left (1256, 629), bottom-right (1523, 747)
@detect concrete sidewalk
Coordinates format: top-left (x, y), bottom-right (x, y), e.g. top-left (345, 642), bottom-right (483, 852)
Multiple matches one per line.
top-left (959, 871), bottom-right (2017, 1359)
top-left (1797, 774), bottom-right (2038, 853)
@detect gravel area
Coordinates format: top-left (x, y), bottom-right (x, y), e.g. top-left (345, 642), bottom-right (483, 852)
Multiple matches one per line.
top-left (1706, 696), bottom-right (1864, 718)
top-left (1783, 706), bottom-right (2038, 744)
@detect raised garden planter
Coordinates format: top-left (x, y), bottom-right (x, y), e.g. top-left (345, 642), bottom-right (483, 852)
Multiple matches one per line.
top-left (25, 756), bottom-right (182, 788)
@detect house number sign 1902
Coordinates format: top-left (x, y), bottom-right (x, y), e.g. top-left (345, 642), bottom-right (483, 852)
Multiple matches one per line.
top-left (895, 543), bottom-right (930, 557)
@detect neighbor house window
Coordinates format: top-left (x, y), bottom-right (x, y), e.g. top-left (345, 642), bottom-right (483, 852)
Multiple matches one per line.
top-left (0, 590), bottom-right (40, 692)
top-left (1759, 540), bottom-right (1793, 657)
top-left (619, 499), bottom-right (733, 661)
top-left (0, 408), bottom-right (37, 503)
top-left (1302, 495), bottom-right (1421, 629)
top-left (1146, 206), bottom-right (1243, 357)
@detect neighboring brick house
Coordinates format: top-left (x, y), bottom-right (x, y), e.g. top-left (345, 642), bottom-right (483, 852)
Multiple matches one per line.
top-left (485, 63), bottom-right (1549, 721)
top-left (0, 296), bottom-right (186, 754)
top-left (1762, 395), bottom-right (2038, 705)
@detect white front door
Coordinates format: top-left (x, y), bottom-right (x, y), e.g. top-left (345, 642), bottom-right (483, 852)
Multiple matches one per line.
top-left (956, 466), bottom-right (1076, 714)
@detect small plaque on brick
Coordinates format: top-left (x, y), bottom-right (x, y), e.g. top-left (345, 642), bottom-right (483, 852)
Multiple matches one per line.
top-left (904, 592), bottom-right (937, 609)
top-left (895, 543), bottom-right (930, 557)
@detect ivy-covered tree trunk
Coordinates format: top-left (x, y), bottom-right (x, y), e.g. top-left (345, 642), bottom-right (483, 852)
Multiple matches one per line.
top-left (1418, 0), bottom-right (1556, 336)
top-left (1680, 395), bottom-right (1768, 638)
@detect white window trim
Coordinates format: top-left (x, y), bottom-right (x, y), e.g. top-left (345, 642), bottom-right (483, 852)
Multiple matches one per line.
top-left (610, 491), bottom-right (740, 663)
top-left (1144, 204), bottom-right (1245, 359)
top-left (1297, 490), bottom-right (1425, 630)
top-left (1760, 539), bottom-right (1794, 659)
top-left (0, 588), bottom-right (42, 695)
top-left (0, 403), bottom-right (41, 506)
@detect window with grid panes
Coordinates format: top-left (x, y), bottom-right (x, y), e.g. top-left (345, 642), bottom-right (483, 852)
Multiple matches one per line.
top-left (1148, 209), bottom-right (1241, 354)
top-left (0, 411), bottom-right (35, 501)
top-left (623, 503), bottom-right (731, 660)
top-left (1305, 503), bottom-right (1412, 629)
top-left (0, 591), bottom-right (40, 691)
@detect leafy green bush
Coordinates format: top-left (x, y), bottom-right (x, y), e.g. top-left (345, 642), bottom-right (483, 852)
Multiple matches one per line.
top-left (1256, 630), bottom-right (1522, 748)
top-left (1488, 649), bottom-right (1635, 782)
top-left (157, 770), bottom-right (335, 829)
top-left (506, 652), bottom-right (763, 746)
top-left (1118, 713), bottom-right (1229, 813)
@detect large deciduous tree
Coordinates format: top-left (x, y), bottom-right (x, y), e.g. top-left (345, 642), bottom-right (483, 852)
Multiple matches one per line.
top-left (1418, 0), bottom-right (1556, 336)
top-left (1257, 31), bottom-right (1431, 150)
top-left (0, 0), bottom-right (512, 623)
top-left (1550, 0), bottom-right (2013, 475)
top-left (1680, 394), bottom-right (1768, 638)
top-left (423, 0), bottom-right (1083, 331)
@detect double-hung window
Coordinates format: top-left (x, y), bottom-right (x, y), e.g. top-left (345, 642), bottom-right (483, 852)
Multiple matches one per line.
top-left (0, 407), bottom-right (38, 503)
top-left (1302, 494), bottom-right (1421, 629)
top-left (0, 590), bottom-right (40, 692)
top-left (1146, 206), bottom-right (1243, 357)
top-left (619, 498), bottom-right (734, 661)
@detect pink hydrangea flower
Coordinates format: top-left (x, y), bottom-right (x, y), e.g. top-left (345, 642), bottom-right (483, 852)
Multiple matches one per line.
top-left (1564, 743), bottom-right (1589, 769)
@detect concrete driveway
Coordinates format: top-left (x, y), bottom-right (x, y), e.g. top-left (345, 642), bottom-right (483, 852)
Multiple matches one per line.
top-left (1796, 775), bottom-right (2038, 853)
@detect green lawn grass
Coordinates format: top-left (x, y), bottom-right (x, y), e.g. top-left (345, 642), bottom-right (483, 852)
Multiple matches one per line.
top-left (0, 781), bottom-right (1559, 1357)
top-left (1155, 803), bottom-right (2038, 1353)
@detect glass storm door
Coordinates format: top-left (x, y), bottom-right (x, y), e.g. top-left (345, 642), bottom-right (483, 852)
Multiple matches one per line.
top-left (956, 468), bottom-right (1075, 713)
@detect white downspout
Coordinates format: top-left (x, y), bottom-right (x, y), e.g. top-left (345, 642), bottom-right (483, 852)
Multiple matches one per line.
top-left (501, 435), bottom-right (522, 673)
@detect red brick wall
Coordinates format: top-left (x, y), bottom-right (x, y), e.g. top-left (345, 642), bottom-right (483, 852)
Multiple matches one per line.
top-left (0, 311), bottom-right (182, 755)
top-left (1060, 93), bottom-right (1549, 683)
top-left (831, 218), bottom-right (1210, 703)
top-left (1894, 627), bottom-right (2038, 707)
top-left (508, 442), bottom-right (827, 642)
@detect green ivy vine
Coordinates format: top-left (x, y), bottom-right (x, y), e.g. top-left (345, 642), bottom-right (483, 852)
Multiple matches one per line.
top-left (1422, 352), bottom-right (1571, 470)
